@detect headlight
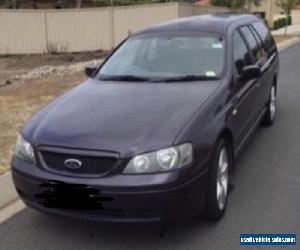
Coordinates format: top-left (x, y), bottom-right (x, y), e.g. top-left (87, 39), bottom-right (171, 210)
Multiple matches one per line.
top-left (15, 134), bottom-right (36, 165)
top-left (123, 143), bottom-right (193, 174)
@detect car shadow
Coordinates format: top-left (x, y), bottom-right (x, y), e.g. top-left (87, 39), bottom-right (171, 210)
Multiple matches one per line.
top-left (26, 207), bottom-right (222, 248)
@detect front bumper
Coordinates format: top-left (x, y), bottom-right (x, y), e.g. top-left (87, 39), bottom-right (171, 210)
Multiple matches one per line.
top-left (12, 158), bottom-right (208, 224)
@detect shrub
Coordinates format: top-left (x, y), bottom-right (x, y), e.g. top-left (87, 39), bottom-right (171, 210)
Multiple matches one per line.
top-left (273, 16), bottom-right (292, 30)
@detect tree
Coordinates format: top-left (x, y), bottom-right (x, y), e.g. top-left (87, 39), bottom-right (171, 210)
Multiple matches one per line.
top-left (277, 0), bottom-right (298, 35)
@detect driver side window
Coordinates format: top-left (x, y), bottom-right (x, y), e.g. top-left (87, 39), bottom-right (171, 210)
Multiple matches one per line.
top-left (233, 30), bottom-right (252, 75)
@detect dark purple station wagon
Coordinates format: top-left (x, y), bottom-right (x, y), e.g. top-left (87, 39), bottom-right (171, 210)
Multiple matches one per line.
top-left (12, 14), bottom-right (279, 226)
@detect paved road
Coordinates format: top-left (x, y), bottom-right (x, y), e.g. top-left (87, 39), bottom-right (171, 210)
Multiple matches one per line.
top-left (1, 43), bottom-right (300, 250)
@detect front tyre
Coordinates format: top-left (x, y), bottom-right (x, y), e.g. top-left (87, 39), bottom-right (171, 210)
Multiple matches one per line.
top-left (204, 139), bottom-right (230, 221)
top-left (262, 85), bottom-right (277, 126)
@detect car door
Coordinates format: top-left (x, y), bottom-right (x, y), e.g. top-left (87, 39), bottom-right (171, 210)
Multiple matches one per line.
top-left (229, 28), bottom-right (261, 147)
top-left (251, 21), bottom-right (278, 110)
top-left (239, 25), bottom-right (265, 118)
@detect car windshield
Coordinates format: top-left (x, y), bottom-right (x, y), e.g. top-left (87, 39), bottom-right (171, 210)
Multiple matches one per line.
top-left (97, 32), bottom-right (225, 82)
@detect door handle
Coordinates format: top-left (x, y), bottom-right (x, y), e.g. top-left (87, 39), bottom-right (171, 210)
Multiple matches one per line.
top-left (231, 96), bottom-right (240, 116)
top-left (232, 108), bottom-right (238, 116)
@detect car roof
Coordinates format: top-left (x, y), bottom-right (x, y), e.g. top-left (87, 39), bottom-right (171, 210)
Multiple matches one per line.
top-left (135, 14), bottom-right (260, 36)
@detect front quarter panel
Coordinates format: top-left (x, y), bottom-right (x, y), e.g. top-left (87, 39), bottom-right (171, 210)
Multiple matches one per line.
top-left (173, 81), bottom-right (232, 172)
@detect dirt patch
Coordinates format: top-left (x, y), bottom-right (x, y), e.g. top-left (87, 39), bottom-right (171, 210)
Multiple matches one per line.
top-left (0, 71), bottom-right (86, 174)
top-left (0, 51), bottom-right (109, 174)
top-left (0, 50), bottom-right (107, 85)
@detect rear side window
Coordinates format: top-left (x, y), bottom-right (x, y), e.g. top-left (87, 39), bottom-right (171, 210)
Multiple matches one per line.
top-left (252, 21), bottom-right (276, 56)
top-left (233, 30), bottom-right (252, 75)
top-left (240, 26), bottom-right (261, 63)
top-left (252, 21), bottom-right (269, 41)
top-left (249, 25), bottom-right (268, 64)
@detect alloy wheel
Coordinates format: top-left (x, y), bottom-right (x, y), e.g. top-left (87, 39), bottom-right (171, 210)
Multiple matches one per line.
top-left (216, 147), bottom-right (229, 210)
top-left (270, 86), bottom-right (276, 121)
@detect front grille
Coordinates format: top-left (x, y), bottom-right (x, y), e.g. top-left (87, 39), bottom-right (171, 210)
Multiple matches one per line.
top-left (39, 150), bottom-right (118, 176)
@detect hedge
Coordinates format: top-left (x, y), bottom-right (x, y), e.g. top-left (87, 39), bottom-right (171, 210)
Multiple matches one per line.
top-left (273, 16), bottom-right (292, 30)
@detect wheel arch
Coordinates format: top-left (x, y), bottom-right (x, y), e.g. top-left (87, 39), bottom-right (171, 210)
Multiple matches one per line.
top-left (273, 74), bottom-right (278, 93)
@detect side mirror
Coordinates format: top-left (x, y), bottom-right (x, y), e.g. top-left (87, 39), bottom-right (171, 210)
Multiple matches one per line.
top-left (242, 65), bottom-right (261, 80)
top-left (85, 67), bottom-right (97, 78)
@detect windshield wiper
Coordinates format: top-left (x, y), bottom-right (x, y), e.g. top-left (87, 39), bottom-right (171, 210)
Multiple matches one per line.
top-left (155, 75), bottom-right (219, 82)
top-left (98, 75), bottom-right (150, 82)
top-left (98, 74), bottom-right (219, 82)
